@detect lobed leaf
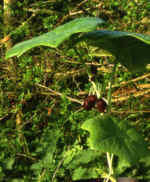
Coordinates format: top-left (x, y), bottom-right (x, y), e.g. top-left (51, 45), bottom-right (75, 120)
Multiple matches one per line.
top-left (81, 115), bottom-right (150, 165)
top-left (5, 17), bottom-right (104, 59)
top-left (81, 30), bottom-right (150, 72)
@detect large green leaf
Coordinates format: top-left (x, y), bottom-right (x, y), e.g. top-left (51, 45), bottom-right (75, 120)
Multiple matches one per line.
top-left (5, 17), bottom-right (104, 59)
top-left (81, 115), bottom-right (150, 165)
top-left (81, 30), bottom-right (150, 72)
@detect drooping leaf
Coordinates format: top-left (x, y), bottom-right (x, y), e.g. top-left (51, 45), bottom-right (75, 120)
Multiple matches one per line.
top-left (5, 17), bottom-right (104, 59)
top-left (81, 115), bottom-right (150, 165)
top-left (81, 30), bottom-right (150, 72)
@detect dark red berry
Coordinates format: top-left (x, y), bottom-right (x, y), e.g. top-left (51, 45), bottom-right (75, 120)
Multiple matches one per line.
top-left (83, 95), bottom-right (98, 111)
top-left (96, 98), bottom-right (107, 112)
top-left (87, 95), bottom-right (97, 103)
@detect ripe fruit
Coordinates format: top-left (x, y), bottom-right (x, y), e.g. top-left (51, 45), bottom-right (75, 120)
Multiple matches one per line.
top-left (83, 95), bottom-right (97, 111)
top-left (96, 98), bottom-right (107, 112)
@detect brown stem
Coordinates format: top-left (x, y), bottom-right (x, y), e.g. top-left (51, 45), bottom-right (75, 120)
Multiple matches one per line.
top-left (3, 0), bottom-right (16, 77)
top-left (35, 83), bottom-right (83, 105)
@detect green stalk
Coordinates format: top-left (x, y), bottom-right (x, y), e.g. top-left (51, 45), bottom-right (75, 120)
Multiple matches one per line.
top-left (107, 62), bottom-right (117, 113)
top-left (104, 62), bottom-right (117, 182)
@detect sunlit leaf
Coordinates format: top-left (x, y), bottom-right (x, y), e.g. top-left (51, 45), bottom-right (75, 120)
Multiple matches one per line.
top-left (5, 17), bottom-right (104, 59)
top-left (81, 115), bottom-right (150, 165)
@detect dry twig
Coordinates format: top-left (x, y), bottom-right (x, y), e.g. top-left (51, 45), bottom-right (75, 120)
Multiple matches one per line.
top-left (110, 73), bottom-right (150, 89)
top-left (35, 83), bottom-right (83, 105)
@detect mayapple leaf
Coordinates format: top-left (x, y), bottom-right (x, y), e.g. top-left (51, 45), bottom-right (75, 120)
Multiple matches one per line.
top-left (81, 30), bottom-right (150, 72)
top-left (5, 17), bottom-right (104, 59)
top-left (81, 115), bottom-right (150, 165)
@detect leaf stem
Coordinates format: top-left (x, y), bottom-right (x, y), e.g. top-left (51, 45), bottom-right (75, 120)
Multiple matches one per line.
top-left (107, 62), bottom-right (117, 113)
top-left (105, 62), bottom-right (117, 182)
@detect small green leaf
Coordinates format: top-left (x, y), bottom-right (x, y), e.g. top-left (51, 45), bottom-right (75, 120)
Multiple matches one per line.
top-left (64, 149), bottom-right (105, 180)
top-left (81, 30), bottom-right (150, 72)
top-left (64, 149), bottom-right (102, 168)
top-left (5, 17), bottom-right (104, 59)
top-left (81, 115), bottom-right (150, 165)
top-left (115, 158), bottom-right (131, 175)
top-left (5, 158), bottom-right (15, 170)
top-left (72, 166), bottom-right (99, 180)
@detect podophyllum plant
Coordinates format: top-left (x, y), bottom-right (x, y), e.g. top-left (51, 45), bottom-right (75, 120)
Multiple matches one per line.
top-left (6, 17), bottom-right (150, 182)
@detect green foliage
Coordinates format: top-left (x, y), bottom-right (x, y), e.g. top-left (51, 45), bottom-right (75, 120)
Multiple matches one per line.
top-left (63, 148), bottom-right (105, 180)
top-left (81, 115), bottom-right (150, 165)
top-left (81, 30), bottom-right (150, 72)
top-left (6, 17), bottom-right (150, 73)
top-left (1, 0), bottom-right (150, 181)
top-left (72, 166), bottom-right (99, 180)
top-left (31, 128), bottom-right (61, 180)
top-left (5, 17), bottom-right (104, 59)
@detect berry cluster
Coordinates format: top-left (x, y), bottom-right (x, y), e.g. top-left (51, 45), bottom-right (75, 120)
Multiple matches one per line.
top-left (83, 95), bottom-right (107, 112)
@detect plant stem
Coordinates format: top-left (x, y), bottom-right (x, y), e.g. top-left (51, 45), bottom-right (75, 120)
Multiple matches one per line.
top-left (105, 62), bottom-right (117, 182)
top-left (107, 152), bottom-right (114, 175)
top-left (107, 63), bottom-right (117, 113)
